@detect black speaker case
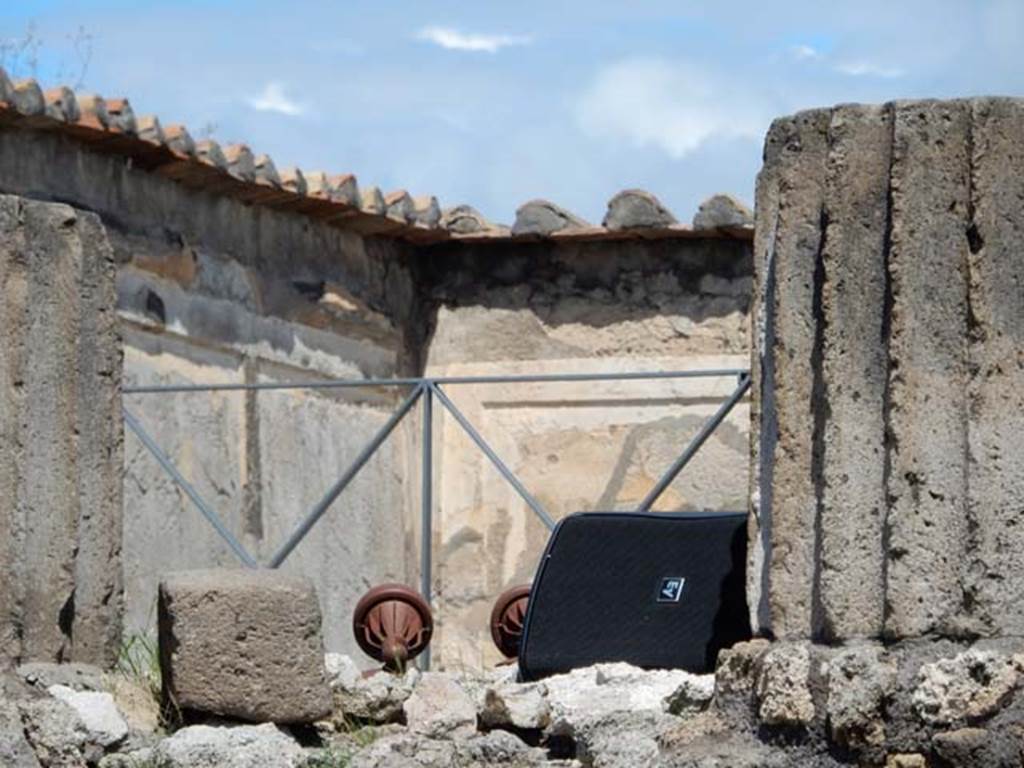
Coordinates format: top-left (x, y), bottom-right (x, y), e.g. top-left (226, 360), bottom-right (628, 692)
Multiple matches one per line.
top-left (518, 511), bottom-right (750, 681)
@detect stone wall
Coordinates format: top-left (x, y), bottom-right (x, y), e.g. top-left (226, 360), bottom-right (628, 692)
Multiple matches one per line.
top-left (420, 237), bottom-right (752, 667)
top-left (0, 119), bottom-right (756, 669)
top-left (749, 97), bottom-right (1024, 643)
top-left (0, 125), bottom-right (422, 660)
top-left (0, 194), bottom-right (122, 668)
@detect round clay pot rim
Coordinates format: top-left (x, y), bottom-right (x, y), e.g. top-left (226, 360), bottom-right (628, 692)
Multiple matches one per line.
top-left (490, 583), bottom-right (532, 658)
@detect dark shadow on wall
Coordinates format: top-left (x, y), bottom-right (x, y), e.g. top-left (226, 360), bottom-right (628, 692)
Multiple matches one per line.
top-left (408, 237), bottom-right (753, 370)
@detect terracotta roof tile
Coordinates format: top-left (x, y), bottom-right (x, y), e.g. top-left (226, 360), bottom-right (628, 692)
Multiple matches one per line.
top-left (0, 69), bottom-right (12, 104)
top-left (360, 186), bottom-right (385, 215)
top-left (223, 143), bottom-right (256, 182)
top-left (410, 195), bottom-right (441, 228)
top-left (104, 98), bottom-right (137, 135)
top-left (43, 86), bottom-right (79, 122)
top-left (328, 173), bottom-right (359, 206)
top-left (279, 167), bottom-right (307, 195)
top-left (163, 124), bottom-right (196, 157)
top-left (12, 79), bottom-right (44, 116)
top-left (385, 189), bottom-right (413, 223)
top-left (136, 114), bottom-right (165, 145)
top-left (0, 65), bottom-right (752, 246)
top-left (303, 170), bottom-right (333, 198)
top-left (195, 139), bottom-right (227, 169)
top-left (75, 93), bottom-right (108, 129)
top-left (254, 154), bottom-right (281, 188)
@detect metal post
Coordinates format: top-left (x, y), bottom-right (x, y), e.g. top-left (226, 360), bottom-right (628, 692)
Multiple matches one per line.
top-left (267, 384), bottom-right (424, 568)
top-left (420, 384), bottom-right (433, 670)
top-left (432, 383), bottom-right (556, 531)
top-left (637, 373), bottom-right (752, 512)
top-left (123, 406), bottom-right (259, 568)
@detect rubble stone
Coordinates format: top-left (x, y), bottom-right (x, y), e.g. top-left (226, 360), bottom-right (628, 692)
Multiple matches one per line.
top-left (826, 644), bottom-right (895, 751)
top-left (912, 649), bottom-right (1023, 725)
top-left (479, 679), bottom-right (550, 730)
top-left (17, 663), bottom-right (105, 693)
top-left (402, 672), bottom-right (477, 739)
top-left (148, 724), bottom-right (305, 768)
top-left (511, 199), bottom-right (590, 235)
top-left (440, 204), bottom-right (494, 234)
top-left (543, 662), bottom-right (713, 737)
top-left (692, 193), bottom-right (753, 229)
top-left (602, 189), bottom-right (677, 230)
top-left (0, 698), bottom-right (41, 768)
top-left (158, 569), bottom-right (332, 724)
top-left (931, 727), bottom-right (1020, 768)
top-left (324, 653), bottom-right (419, 724)
top-left (755, 643), bottom-right (815, 727)
top-left (18, 696), bottom-right (92, 767)
top-left (47, 685), bottom-right (128, 748)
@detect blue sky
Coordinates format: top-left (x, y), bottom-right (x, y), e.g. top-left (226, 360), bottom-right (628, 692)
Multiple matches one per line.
top-left (2, 1), bottom-right (1022, 224)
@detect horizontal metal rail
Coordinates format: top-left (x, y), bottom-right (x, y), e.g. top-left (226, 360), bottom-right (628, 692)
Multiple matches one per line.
top-left (123, 368), bottom-right (749, 395)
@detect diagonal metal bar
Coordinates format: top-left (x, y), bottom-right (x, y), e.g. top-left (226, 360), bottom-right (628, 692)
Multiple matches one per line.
top-left (267, 383), bottom-right (425, 568)
top-left (637, 373), bottom-right (752, 512)
top-left (123, 406), bottom-right (259, 568)
top-left (431, 383), bottom-right (556, 531)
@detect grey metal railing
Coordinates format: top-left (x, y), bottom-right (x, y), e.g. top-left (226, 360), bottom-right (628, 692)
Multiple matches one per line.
top-left (123, 368), bottom-right (750, 667)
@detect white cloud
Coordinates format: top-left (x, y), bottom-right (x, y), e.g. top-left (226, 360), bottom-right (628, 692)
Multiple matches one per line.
top-left (576, 59), bottom-right (769, 160)
top-left (416, 26), bottom-right (531, 53)
top-left (791, 44), bottom-right (822, 61)
top-left (247, 81), bottom-right (305, 116)
top-left (835, 61), bottom-right (905, 78)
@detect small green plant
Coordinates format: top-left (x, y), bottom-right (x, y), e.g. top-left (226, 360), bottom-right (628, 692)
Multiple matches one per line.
top-left (302, 746), bottom-right (352, 768)
top-left (116, 632), bottom-right (162, 698)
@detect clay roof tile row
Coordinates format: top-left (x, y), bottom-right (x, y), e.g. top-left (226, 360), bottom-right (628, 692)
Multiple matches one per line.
top-left (0, 68), bottom-right (753, 246)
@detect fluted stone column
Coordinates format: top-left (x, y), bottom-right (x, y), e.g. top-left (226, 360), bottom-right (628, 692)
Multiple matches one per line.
top-left (0, 194), bottom-right (123, 667)
top-left (750, 98), bottom-right (1024, 642)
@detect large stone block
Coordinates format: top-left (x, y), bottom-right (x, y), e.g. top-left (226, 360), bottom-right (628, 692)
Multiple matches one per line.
top-left (0, 194), bottom-right (123, 667)
top-left (158, 569), bottom-right (332, 723)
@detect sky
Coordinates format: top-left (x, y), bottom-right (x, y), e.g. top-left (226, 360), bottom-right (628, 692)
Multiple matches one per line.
top-left (1, 1), bottom-right (1021, 225)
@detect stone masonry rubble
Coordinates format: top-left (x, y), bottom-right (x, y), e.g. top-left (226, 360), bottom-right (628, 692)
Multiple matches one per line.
top-left (5, 640), bottom-right (1024, 766)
